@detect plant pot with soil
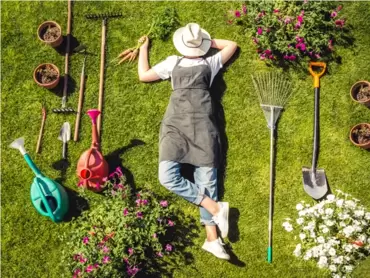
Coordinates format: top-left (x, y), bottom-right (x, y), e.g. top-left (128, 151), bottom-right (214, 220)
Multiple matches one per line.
top-left (349, 123), bottom-right (370, 149)
top-left (33, 63), bottom-right (60, 89)
top-left (37, 21), bottom-right (63, 48)
top-left (350, 81), bottom-right (370, 107)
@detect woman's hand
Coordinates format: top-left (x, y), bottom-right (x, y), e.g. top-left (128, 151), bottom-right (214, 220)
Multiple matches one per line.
top-left (139, 36), bottom-right (149, 50)
top-left (210, 39), bottom-right (217, 49)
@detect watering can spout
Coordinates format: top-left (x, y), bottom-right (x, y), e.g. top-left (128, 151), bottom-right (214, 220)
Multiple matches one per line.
top-left (10, 137), bottom-right (42, 176)
top-left (87, 109), bottom-right (100, 148)
top-left (10, 137), bottom-right (27, 155)
top-left (87, 109), bottom-right (100, 125)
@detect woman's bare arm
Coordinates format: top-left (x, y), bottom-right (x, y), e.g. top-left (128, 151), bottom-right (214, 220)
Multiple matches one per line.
top-left (211, 39), bottom-right (238, 65)
top-left (138, 36), bottom-right (161, 82)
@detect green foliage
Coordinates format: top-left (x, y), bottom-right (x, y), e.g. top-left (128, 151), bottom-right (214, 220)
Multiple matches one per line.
top-left (147, 8), bottom-right (180, 41)
top-left (60, 170), bottom-right (177, 277)
top-left (226, 1), bottom-right (352, 67)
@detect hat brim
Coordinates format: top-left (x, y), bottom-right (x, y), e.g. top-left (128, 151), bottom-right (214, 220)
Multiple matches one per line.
top-left (173, 26), bottom-right (211, 57)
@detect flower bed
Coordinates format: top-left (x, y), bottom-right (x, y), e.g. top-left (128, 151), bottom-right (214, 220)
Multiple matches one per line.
top-left (61, 168), bottom-right (184, 277)
top-left (283, 191), bottom-right (370, 277)
top-left (226, 1), bottom-right (351, 67)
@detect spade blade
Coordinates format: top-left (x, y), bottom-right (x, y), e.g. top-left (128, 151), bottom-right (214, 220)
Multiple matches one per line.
top-left (302, 167), bottom-right (328, 200)
top-left (58, 122), bottom-right (71, 143)
top-left (58, 122), bottom-right (71, 159)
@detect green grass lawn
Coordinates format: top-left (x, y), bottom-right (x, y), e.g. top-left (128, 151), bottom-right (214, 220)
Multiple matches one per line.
top-left (1, 1), bottom-right (370, 277)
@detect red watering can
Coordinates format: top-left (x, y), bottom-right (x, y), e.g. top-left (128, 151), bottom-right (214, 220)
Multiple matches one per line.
top-left (76, 109), bottom-right (108, 192)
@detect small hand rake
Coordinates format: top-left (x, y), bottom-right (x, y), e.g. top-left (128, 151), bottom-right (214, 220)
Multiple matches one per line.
top-left (252, 72), bottom-right (292, 264)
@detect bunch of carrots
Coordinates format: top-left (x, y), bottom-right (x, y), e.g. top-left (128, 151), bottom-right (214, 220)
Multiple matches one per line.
top-left (111, 8), bottom-right (179, 66)
top-left (111, 37), bottom-right (145, 65)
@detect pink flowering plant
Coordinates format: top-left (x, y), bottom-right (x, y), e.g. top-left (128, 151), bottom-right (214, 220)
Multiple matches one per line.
top-left (61, 168), bottom-right (179, 277)
top-left (226, 1), bottom-right (351, 67)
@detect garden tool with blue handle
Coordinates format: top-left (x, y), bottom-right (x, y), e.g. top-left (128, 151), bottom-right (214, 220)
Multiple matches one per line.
top-left (302, 62), bottom-right (329, 200)
top-left (9, 137), bottom-right (69, 222)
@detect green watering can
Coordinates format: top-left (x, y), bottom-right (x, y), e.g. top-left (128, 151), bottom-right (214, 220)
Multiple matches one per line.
top-left (10, 137), bottom-right (69, 222)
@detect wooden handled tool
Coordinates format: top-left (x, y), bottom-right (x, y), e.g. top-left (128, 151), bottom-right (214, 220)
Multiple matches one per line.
top-left (74, 55), bottom-right (87, 141)
top-left (85, 12), bottom-right (122, 139)
top-left (36, 106), bottom-right (47, 154)
top-left (97, 19), bottom-right (106, 138)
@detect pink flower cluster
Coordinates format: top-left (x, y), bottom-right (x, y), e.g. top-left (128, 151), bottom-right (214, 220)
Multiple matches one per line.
top-left (283, 54), bottom-right (297, 61)
top-left (295, 36), bottom-right (306, 51)
top-left (108, 167), bottom-right (123, 179)
top-left (259, 49), bottom-right (274, 60)
top-left (295, 10), bottom-right (304, 29)
top-left (160, 200), bottom-right (168, 207)
top-left (165, 244), bottom-right (173, 252)
top-left (135, 198), bottom-right (148, 206)
top-left (127, 265), bottom-right (140, 277)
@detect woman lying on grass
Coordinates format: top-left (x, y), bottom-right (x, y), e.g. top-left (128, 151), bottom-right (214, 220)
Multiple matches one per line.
top-left (138, 23), bottom-right (237, 260)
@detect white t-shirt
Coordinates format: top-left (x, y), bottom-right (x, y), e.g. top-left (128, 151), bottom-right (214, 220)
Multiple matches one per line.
top-left (152, 52), bottom-right (223, 87)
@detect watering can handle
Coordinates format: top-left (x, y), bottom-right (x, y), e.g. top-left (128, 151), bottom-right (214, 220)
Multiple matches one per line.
top-left (35, 178), bottom-right (56, 222)
top-left (309, 62), bottom-right (326, 88)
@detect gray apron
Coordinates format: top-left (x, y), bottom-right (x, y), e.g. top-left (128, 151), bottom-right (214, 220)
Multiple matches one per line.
top-left (159, 58), bottom-right (220, 168)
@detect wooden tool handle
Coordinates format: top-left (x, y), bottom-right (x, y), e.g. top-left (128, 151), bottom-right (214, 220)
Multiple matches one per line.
top-left (74, 70), bottom-right (86, 141)
top-left (36, 107), bottom-right (47, 153)
top-left (63, 0), bottom-right (72, 107)
top-left (97, 19), bottom-right (106, 138)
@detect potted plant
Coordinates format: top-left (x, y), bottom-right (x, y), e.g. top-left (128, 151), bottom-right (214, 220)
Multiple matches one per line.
top-left (33, 63), bottom-right (60, 89)
top-left (349, 123), bottom-right (370, 149)
top-left (37, 21), bottom-right (63, 48)
top-left (350, 81), bottom-right (370, 107)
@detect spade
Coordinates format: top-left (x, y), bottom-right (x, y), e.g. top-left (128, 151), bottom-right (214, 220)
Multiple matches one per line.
top-left (58, 122), bottom-right (71, 159)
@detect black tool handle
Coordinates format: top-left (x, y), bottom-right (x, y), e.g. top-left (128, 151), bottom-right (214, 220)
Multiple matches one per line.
top-left (62, 142), bottom-right (67, 159)
top-left (312, 87), bottom-right (320, 171)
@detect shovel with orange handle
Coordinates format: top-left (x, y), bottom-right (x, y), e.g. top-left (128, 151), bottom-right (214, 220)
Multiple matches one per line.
top-left (302, 62), bottom-right (329, 200)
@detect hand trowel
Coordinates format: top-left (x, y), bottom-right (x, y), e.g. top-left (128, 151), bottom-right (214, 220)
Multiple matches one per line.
top-left (58, 122), bottom-right (71, 159)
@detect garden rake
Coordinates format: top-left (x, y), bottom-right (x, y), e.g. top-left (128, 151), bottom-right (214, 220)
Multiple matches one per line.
top-left (85, 12), bottom-right (122, 138)
top-left (252, 72), bottom-right (292, 264)
top-left (53, 0), bottom-right (75, 114)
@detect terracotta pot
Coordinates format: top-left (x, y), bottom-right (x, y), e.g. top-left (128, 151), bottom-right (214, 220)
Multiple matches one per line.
top-left (350, 81), bottom-right (370, 107)
top-left (349, 123), bottom-right (370, 149)
top-left (33, 63), bottom-right (60, 89)
top-left (37, 21), bottom-right (63, 48)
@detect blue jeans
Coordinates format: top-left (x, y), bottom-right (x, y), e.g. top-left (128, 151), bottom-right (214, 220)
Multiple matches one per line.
top-left (158, 160), bottom-right (218, 226)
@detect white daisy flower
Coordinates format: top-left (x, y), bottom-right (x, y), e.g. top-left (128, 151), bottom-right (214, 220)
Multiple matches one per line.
top-left (328, 248), bottom-right (336, 256)
top-left (336, 199), bottom-right (344, 207)
top-left (296, 203), bottom-right (304, 211)
top-left (317, 236), bottom-right (325, 244)
top-left (326, 194), bottom-right (335, 201)
top-left (296, 218), bottom-right (304, 225)
top-left (329, 264), bottom-right (337, 272)
top-left (293, 243), bottom-right (301, 257)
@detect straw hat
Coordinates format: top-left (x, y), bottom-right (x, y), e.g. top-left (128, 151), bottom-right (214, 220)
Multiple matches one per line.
top-left (173, 23), bottom-right (211, 57)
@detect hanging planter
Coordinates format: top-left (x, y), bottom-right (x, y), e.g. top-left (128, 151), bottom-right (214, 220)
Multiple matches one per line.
top-left (349, 123), bottom-right (370, 149)
top-left (37, 21), bottom-right (63, 48)
top-left (33, 63), bottom-right (60, 89)
top-left (350, 81), bottom-right (370, 107)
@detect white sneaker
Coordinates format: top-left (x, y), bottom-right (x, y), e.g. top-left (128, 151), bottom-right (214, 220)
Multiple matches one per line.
top-left (212, 202), bottom-right (229, 238)
top-left (202, 238), bottom-right (230, 260)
